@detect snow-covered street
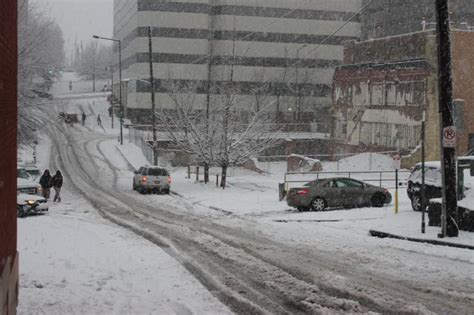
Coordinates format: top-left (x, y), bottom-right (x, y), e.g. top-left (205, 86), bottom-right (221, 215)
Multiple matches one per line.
top-left (17, 74), bottom-right (474, 314)
top-left (18, 191), bottom-right (231, 315)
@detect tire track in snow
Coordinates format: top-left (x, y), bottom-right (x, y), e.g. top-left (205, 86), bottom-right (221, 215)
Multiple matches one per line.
top-left (45, 101), bottom-right (474, 315)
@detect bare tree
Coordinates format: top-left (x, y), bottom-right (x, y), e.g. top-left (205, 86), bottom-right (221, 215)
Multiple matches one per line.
top-left (159, 14), bottom-right (280, 189)
top-left (158, 79), bottom-right (217, 171)
top-left (18, 2), bottom-right (65, 145)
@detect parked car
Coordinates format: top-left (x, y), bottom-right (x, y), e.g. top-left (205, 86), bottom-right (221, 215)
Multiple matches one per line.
top-left (17, 177), bottom-right (41, 195)
top-left (22, 165), bottom-right (41, 181)
top-left (17, 193), bottom-right (48, 218)
top-left (17, 167), bottom-right (33, 181)
top-left (286, 177), bottom-right (392, 212)
top-left (407, 162), bottom-right (443, 211)
top-left (132, 166), bottom-right (171, 194)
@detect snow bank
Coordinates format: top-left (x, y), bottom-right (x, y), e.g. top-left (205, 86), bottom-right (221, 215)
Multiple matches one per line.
top-left (326, 153), bottom-right (396, 171)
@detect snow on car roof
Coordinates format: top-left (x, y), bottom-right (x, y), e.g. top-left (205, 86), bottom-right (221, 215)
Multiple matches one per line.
top-left (414, 161), bottom-right (441, 169)
top-left (17, 177), bottom-right (40, 188)
top-left (17, 193), bottom-right (45, 201)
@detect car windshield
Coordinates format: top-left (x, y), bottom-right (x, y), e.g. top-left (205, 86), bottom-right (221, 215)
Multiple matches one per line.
top-left (28, 169), bottom-right (40, 176)
top-left (17, 169), bottom-right (30, 179)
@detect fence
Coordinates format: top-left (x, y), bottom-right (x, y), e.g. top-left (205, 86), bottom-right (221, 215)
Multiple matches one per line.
top-left (186, 165), bottom-right (236, 187)
top-left (129, 126), bottom-right (154, 163)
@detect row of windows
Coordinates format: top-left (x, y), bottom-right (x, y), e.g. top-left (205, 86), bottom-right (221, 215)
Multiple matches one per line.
top-left (335, 80), bottom-right (427, 107)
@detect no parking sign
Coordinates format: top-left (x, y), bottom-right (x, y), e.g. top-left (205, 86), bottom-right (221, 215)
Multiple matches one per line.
top-left (443, 126), bottom-right (457, 148)
top-left (393, 154), bottom-right (401, 170)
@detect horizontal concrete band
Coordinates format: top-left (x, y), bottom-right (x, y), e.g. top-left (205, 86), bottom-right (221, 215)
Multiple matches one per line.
top-left (337, 59), bottom-right (431, 71)
top-left (121, 27), bottom-right (358, 50)
top-left (122, 52), bottom-right (341, 69)
top-left (133, 78), bottom-right (331, 97)
top-left (137, 1), bottom-right (360, 22)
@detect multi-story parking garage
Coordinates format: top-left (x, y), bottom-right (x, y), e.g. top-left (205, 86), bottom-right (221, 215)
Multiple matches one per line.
top-left (113, 0), bottom-right (361, 124)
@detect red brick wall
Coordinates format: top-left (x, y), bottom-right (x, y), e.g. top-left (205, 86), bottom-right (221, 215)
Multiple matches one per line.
top-left (0, 0), bottom-right (18, 293)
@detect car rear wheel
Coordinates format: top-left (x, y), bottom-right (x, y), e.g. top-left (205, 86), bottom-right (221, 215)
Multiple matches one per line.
top-left (411, 194), bottom-right (421, 211)
top-left (311, 198), bottom-right (326, 211)
top-left (371, 194), bottom-right (385, 208)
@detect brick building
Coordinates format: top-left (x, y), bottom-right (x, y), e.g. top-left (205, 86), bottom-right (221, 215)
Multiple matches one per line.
top-left (361, 0), bottom-right (474, 40)
top-left (332, 30), bottom-right (474, 163)
top-left (0, 0), bottom-right (19, 312)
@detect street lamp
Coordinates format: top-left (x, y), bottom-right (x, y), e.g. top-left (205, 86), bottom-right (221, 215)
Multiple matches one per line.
top-left (93, 34), bottom-right (123, 145)
top-left (295, 44), bottom-right (308, 122)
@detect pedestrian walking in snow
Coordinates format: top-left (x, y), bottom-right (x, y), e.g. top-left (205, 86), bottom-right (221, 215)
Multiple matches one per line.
top-left (39, 169), bottom-right (52, 200)
top-left (82, 112), bottom-right (86, 126)
top-left (69, 80), bottom-right (73, 92)
top-left (52, 170), bottom-right (63, 203)
top-left (97, 114), bottom-right (102, 127)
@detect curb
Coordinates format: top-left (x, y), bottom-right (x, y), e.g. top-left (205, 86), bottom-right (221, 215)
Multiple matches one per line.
top-left (369, 230), bottom-right (474, 250)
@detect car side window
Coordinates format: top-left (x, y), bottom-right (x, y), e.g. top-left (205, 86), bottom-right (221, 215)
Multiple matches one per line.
top-left (323, 180), bottom-right (334, 188)
top-left (336, 179), bottom-right (363, 188)
top-left (335, 179), bottom-right (347, 188)
top-left (346, 179), bottom-right (363, 187)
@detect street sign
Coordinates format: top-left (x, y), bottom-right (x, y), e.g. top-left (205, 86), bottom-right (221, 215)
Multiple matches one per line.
top-left (392, 155), bottom-right (401, 170)
top-left (443, 126), bottom-right (457, 148)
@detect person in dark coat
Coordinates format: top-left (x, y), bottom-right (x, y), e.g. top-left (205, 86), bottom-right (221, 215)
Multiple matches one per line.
top-left (39, 169), bottom-right (52, 199)
top-left (51, 170), bottom-right (63, 203)
top-left (97, 114), bottom-right (102, 127)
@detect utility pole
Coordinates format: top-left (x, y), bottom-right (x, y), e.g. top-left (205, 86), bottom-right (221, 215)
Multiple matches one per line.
top-left (435, 0), bottom-right (459, 237)
top-left (118, 40), bottom-right (123, 145)
top-left (92, 57), bottom-right (96, 92)
top-left (148, 26), bottom-right (158, 166)
top-left (421, 111), bottom-right (426, 233)
top-left (95, 35), bottom-right (124, 144)
top-left (295, 45), bottom-right (307, 122)
top-left (204, 0), bottom-right (215, 184)
top-left (109, 65), bottom-right (114, 129)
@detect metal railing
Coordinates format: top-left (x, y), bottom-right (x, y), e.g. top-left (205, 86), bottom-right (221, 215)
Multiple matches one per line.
top-left (283, 170), bottom-right (411, 190)
top-left (129, 126), bottom-right (153, 164)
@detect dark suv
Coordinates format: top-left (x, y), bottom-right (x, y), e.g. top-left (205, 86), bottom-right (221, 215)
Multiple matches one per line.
top-left (407, 162), bottom-right (442, 211)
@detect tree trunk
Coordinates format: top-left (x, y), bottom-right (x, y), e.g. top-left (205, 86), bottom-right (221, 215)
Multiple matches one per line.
top-left (204, 162), bottom-right (210, 184)
top-left (220, 164), bottom-right (228, 189)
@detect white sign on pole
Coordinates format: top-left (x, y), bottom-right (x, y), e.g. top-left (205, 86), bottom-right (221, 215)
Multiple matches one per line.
top-left (443, 126), bottom-right (457, 148)
top-left (392, 155), bottom-right (401, 170)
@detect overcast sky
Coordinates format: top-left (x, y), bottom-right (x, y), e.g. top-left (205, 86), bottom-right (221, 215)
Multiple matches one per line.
top-left (38, 0), bottom-right (114, 59)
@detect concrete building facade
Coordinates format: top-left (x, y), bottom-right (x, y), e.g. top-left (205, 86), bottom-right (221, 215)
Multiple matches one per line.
top-left (113, 0), bottom-right (361, 124)
top-left (332, 30), bottom-right (474, 163)
top-left (361, 0), bottom-right (474, 40)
